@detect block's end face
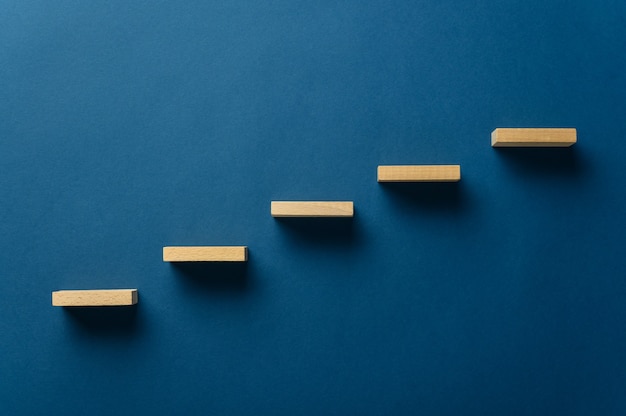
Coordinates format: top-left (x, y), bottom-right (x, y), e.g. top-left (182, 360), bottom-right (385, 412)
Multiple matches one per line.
top-left (52, 290), bottom-right (68, 306)
top-left (270, 201), bottom-right (278, 217)
top-left (346, 202), bottom-right (354, 217)
top-left (492, 128), bottom-right (577, 147)
top-left (130, 289), bottom-right (138, 305)
top-left (443, 165), bottom-right (461, 182)
top-left (163, 246), bottom-right (177, 262)
top-left (569, 129), bottom-right (578, 146)
top-left (491, 129), bottom-right (499, 147)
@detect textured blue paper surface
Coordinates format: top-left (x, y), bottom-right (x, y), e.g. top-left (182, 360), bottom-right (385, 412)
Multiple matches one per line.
top-left (1, 1), bottom-right (626, 414)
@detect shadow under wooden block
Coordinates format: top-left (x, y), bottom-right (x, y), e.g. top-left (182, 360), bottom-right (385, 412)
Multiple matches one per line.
top-left (493, 146), bottom-right (586, 178)
top-left (379, 181), bottom-right (467, 215)
top-left (62, 304), bottom-right (140, 336)
top-left (273, 216), bottom-right (358, 247)
top-left (170, 261), bottom-right (250, 293)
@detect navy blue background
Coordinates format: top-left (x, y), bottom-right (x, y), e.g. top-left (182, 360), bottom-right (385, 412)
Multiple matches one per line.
top-left (1, 1), bottom-right (625, 414)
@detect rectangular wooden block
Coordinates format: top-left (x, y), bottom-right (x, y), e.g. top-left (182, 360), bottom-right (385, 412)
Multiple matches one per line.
top-left (377, 165), bottom-right (461, 182)
top-left (163, 246), bottom-right (248, 262)
top-left (491, 128), bottom-right (576, 147)
top-left (271, 201), bottom-right (354, 217)
top-left (52, 289), bottom-right (138, 307)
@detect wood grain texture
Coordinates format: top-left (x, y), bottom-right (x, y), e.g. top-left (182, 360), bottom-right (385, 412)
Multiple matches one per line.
top-left (377, 165), bottom-right (461, 182)
top-left (491, 128), bottom-right (576, 147)
top-left (163, 246), bottom-right (248, 262)
top-left (52, 289), bottom-right (138, 307)
top-left (271, 201), bottom-right (354, 217)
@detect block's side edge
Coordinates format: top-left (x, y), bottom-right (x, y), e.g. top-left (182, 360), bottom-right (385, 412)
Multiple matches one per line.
top-left (270, 202), bottom-right (354, 217)
top-left (377, 166), bottom-right (461, 182)
top-left (491, 128), bottom-right (577, 147)
top-left (491, 129), bottom-right (500, 147)
top-left (51, 289), bottom-right (138, 307)
top-left (163, 246), bottom-right (248, 262)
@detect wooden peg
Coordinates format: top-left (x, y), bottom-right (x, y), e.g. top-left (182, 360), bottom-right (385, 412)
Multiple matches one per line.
top-left (271, 201), bottom-right (354, 217)
top-left (377, 165), bottom-right (461, 182)
top-left (491, 128), bottom-right (576, 147)
top-left (163, 246), bottom-right (248, 262)
top-left (52, 289), bottom-right (138, 307)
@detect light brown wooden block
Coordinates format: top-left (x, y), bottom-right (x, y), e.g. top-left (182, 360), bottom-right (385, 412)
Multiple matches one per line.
top-left (377, 165), bottom-right (461, 182)
top-left (491, 128), bottom-right (576, 147)
top-left (52, 289), bottom-right (138, 307)
top-left (271, 201), bottom-right (354, 217)
top-left (163, 246), bottom-right (248, 262)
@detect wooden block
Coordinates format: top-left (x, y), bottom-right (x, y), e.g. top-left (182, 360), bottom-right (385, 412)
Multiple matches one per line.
top-left (491, 128), bottom-right (576, 147)
top-left (163, 246), bottom-right (248, 262)
top-left (377, 165), bottom-right (461, 182)
top-left (52, 289), bottom-right (138, 307)
top-left (271, 201), bottom-right (354, 217)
